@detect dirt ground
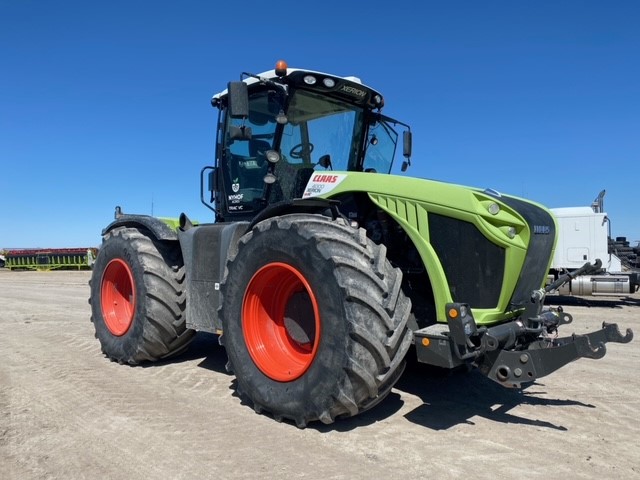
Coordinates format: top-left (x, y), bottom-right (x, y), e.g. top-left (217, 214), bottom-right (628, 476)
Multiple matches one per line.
top-left (1, 269), bottom-right (638, 480)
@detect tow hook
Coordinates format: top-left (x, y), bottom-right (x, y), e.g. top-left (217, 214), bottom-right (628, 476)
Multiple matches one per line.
top-left (482, 322), bottom-right (633, 388)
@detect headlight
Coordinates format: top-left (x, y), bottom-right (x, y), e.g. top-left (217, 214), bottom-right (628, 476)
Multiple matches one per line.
top-left (265, 150), bottom-right (281, 164)
top-left (488, 203), bottom-right (500, 215)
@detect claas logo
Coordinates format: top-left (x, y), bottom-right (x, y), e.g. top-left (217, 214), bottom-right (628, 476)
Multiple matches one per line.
top-left (312, 174), bottom-right (339, 183)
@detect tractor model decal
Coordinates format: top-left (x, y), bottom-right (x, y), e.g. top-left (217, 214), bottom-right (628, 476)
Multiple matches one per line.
top-left (302, 174), bottom-right (347, 198)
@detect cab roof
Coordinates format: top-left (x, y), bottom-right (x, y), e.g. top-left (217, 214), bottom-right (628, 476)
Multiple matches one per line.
top-left (211, 67), bottom-right (377, 102)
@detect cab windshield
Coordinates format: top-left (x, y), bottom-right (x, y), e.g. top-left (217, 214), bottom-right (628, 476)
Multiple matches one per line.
top-left (221, 88), bottom-right (399, 214)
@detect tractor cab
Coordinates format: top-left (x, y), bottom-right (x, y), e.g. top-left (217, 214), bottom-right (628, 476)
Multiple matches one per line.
top-left (204, 60), bottom-right (412, 222)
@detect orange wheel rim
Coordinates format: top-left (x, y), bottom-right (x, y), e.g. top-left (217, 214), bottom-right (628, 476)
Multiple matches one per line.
top-left (101, 258), bottom-right (136, 336)
top-left (242, 262), bottom-right (321, 381)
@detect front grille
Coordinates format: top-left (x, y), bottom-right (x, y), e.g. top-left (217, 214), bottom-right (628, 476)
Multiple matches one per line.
top-left (428, 214), bottom-right (505, 309)
top-left (500, 196), bottom-right (556, 309)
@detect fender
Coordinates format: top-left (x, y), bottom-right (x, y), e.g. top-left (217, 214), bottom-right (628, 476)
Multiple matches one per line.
top-left (248, 198), bottom-right (342, 230)
top-left (102, 208), bottom-right (179, 241)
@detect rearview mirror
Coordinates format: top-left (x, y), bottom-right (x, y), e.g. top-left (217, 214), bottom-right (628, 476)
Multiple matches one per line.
top-left (228, 82), bottom-right (249, 119)
top-left (403, 130), bottom-right (412, 158)
top-left (401, 130), bottom-right (412, 172)
top-left (318, 154), bottom-right (332, 170)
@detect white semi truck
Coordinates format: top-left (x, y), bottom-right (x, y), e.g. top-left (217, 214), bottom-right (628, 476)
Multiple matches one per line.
top-left (548, 190), bottom-right (639, 296)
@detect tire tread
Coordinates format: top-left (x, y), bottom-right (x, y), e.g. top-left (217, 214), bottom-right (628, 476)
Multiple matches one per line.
top-left (89, 226), bottom-right (195, 365)
top-left (222, 214), bottom-right (412, 426)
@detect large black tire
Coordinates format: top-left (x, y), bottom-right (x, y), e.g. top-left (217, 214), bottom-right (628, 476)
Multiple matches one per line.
top-left (89, 226), bottom-right (195, 364)
top-left (220, 214), bottom-right (413, 427)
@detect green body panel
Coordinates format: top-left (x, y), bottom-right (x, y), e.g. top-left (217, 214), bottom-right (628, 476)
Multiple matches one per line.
top-left (5, 248), bottom-right (97, 271)
top-left (158, 217), bottom-right (182, 230)
top-left (310, 171), bottom-right (557, 326)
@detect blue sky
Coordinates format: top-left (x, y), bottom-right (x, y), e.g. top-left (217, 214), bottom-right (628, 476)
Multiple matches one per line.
top-left (1, 1), bottom-right (638, 249)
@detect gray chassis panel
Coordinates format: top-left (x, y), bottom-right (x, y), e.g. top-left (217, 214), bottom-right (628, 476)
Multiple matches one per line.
top-left (178, 222), bottom-right (249, 333)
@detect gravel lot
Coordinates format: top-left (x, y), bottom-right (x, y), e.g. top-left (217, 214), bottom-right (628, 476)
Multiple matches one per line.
top-left (1, 269), bottom-right (638, 479)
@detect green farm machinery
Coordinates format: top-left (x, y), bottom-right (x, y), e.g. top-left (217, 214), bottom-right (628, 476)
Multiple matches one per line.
top-left (89, 61), bottom-right (633, 427)
top-left (5, 248), bottom-right (97, 271)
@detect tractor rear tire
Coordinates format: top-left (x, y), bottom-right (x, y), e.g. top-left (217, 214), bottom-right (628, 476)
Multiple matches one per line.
top-left (220, 214), bottom-right (413, 427)
top-left (89, 226), bottom-right (195, 364)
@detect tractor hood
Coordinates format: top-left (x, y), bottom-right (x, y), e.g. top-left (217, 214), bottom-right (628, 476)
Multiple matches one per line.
top-left (302, 171), bottom-right (557, 324)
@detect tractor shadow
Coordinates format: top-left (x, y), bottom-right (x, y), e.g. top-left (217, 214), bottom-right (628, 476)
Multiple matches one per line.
top-left (145, 332), bottom-right (230, 374)
top-left (392, 360), bottom-right (590, 431)
top-left (314, 357), bottom-right (594, 433)
top-left (150, 333), bottom-right (595, 433)
top-left (189, 332), bottom-right (230, 373)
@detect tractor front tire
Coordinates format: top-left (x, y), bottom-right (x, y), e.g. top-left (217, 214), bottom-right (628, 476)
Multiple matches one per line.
top-left (89, 226), bottom-right (195, 364)
top-left (220, 214), bottom-right (413, 427)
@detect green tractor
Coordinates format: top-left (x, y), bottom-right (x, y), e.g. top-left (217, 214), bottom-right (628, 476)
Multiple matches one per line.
top-left (89, 60), bottom-right (633, 428)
